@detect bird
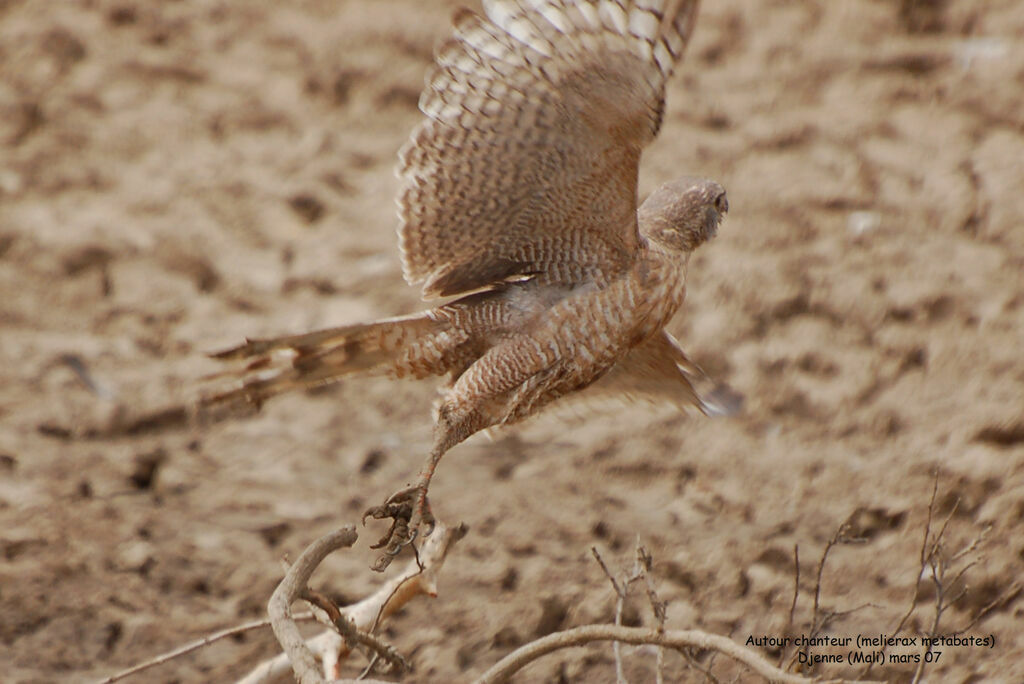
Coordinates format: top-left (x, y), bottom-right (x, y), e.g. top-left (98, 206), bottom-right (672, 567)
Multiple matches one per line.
top-left (207, 0), bottom-right (729, 571)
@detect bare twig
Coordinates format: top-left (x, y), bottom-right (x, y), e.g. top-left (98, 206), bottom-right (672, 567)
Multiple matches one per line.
top-left (300, 588), bottom-right (409, 675)
top-left (365, 520), bottom-right (467, 631)
top-left (238, 520), bottom-right (466, 683)
top-left (929, 498), bottom-right (959, 559)
top-left (953, 581), bottom-right (1022, 635)
top-left (788, 544), bottom-right (800, 633)
top-left (911, 516), bottom-right (991, 684)
top-left (788, 519), bottom-right (865, 673)
top-left (631, 542), bottom-right (669, 684)
top-left (861, 472), bottom-right (997, 684)
top-left (680, 649), bottom-right (721, 684)
top-left (103, 522), bottom-right (450, 684)
top-left (864, 474), bottom-right (941, 677)
top-left (591, 546), bottom-right (623, 597)
top-left (912, 555), bottom-right (948, 684)
top-left (268, 526), bottom-right (359, 684)
top-left (473, 624), bottom-right (873, 684)
top-left (592, 546), bottom-right (630, 683)
top-left (811, 527), bottom-right (844, 622)
top-left (96, 614), bottom-right (315, 683)
top-left (592, 539), bottom-right (668, 683)
top-left (778, 543), bottom-right (801, 669)
top-left (236, 630), bottom-right (344, 684)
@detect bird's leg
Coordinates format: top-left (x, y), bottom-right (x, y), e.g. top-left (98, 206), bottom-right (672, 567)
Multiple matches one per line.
top-left (363, 403), bottom-right (480, 571)
top-left (363, 441), bottom-right (448, 572)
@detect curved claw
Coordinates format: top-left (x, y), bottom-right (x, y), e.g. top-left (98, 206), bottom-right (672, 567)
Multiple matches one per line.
top-left (361, 507), bottom-right (382, 525)
top-left (371, 555), bottom-right (395, 573)
top-left (364, 485), bottom-right (433, 571)
top-left (371, 526), bottom-right (414, 571)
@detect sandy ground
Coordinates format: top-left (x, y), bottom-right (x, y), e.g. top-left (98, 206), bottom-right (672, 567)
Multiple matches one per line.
top-left (2, 0), bottom-right (1023, 682)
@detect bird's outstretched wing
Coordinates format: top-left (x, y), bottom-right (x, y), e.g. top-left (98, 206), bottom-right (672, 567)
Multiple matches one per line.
top-left (398, 0), bottom-right (700, 299)
top-left (588, 330), bottom-right (704, 410)
top-left (585, 330), bottom-right (744, 416)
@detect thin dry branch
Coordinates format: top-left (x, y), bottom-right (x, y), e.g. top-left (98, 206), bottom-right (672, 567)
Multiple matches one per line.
top-left (637, 548), bottom-right (667, 684)
top-left (811, 523), bottom-right (855, 623)
top-left (911, 514), bottom-right (991, 684)
top-left (301, 588), bottom-right (410, 674)
top-left (864, 475), bottom-right (941, 677)
top-left (778, 543), bottom-right (801, 669)
top-left (268, 526), bottom-right (359, 684)
top-left (788, 517), bottom-right (867, 673)
top-left (96, 614), bottom-right (314, 683)
top-left (591, 545), bottom-right (631, 683)
top-left (236, 631), bottom-right (344, 684)
top-left (787, 544), bottom-right (800, 634)
top-left (953, 580), bottom-right (1022, 635)
top-left (239, 519), bottom-right (466, 683)
top-left (473, 624), bottom-right (875, 684)
top-left (592, 540), bottom-right (670, 683)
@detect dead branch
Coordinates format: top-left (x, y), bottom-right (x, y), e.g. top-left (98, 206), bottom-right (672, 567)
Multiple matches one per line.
top-left (851, 473), bottom-right (1000, 683)
top-left (591, 545), bottom-right (631, 683)
top-left (864, 474), bottom-right (941, 677)
top-left (301, 588), bottom-right (410, 674)
top-left (911, 513), bottom-right (991, 684)
top-left (268, 526), bottom-right (359, 684)
top-left (236, 630), bottom-right (344, 684)
top-left (473, 624), bottom-right (871, 684)
top-left (778, 544), bottom-right (801, 669)
top-left (788, 517), bottom-right (868, 673)
top-left (96, 614), bottom-right (314, 683)
top-left (637, 545), bottom-right (667, 684)
top-left (787, 544), bottom-right (800, 636)
top-left (592, 539), bottom-right (669, 684)
top-left (239, 519), bottom-right (466, 684)
top-left (953, 580), bottom-right (1022, 636)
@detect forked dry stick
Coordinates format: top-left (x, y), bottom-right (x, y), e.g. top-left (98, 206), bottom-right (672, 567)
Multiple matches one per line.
top-left (267, 527), bottom-right (359, 684)
top-left (300, 587), bottom-right (411, 675)
top-left (638, 552), bottom-right (669, 684)
top-left (863, 476), bottom-right (941, 677)
top-left (863, 473), bottom-right (996, 680)
top-left (787, 515), bottom-right (874, 674)
top-left (911, 504), bottom-right (994, 684)
top-left (240, 520), bottom-right (466, 684)
top-left (593, 539), bottom-right (670, 684)
top-left (590, 546), bottom-right (631, 682)
top-left (581, 542), bottom-right (875, 684)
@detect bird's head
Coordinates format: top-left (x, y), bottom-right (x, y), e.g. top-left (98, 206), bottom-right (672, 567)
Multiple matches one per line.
top-left (638, 177), bottom-right (728, 254)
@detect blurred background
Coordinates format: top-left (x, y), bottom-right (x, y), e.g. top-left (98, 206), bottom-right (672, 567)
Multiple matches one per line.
top-left (1, 0), bottom-right (1022, 681)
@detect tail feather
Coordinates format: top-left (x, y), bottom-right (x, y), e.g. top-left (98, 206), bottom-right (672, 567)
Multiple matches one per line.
top-left (202, 313), bottom-right (452, 411)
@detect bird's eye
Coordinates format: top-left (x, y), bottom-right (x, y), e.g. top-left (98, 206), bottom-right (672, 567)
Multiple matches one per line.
top-left (714, 193), bottom-right (729, 214)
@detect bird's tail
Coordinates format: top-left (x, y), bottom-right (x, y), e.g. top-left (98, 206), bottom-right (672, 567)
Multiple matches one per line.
top-left (201, 312), bottom-right (455, 413)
